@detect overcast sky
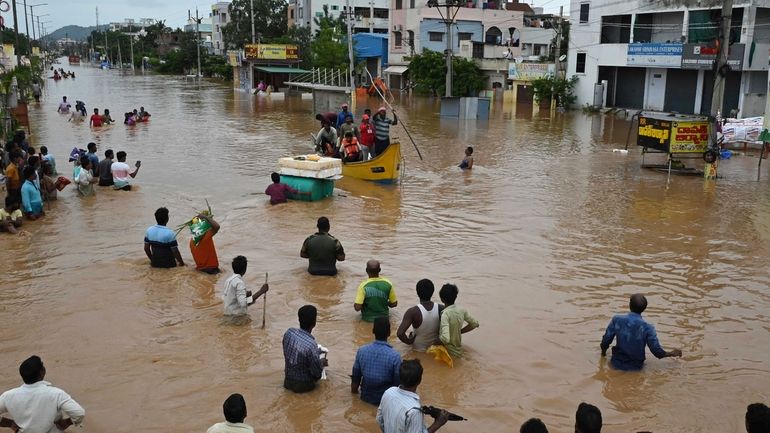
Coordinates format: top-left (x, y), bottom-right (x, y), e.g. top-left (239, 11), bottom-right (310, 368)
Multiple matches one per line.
top-left (26, 0), bottom-right (571, 34)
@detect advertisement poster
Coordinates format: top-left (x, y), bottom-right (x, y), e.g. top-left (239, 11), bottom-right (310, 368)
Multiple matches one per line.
top-left (670, 121), bottom-right (710, 153)
top-left (627, 43), bottom-right (683, 67)
top-left (637, 116), bottom-right (671, 151)
top-left (245, 44), bottom-right (299, 60)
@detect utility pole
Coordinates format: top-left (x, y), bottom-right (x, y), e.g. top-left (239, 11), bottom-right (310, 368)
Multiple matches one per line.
top-left (346, 0), bottom-right (356, 112)
top-left (250, 0), bottom-right (256, 44)
top-left (21, 0), bottom-right (29, 54)
top-left (551, 5), bottom-right (563, 112)
top-left (117, 38), bottom-right (122, 69)
top-left (369, 0), bottom-right (374, 33)
top-left (129, 34), bottom-right (135, 71)
top-left (11, 0), bottom-right (21, 64)
top-left (196, 8), bottom-right (202, 77)
top-left (445, 4), bottom-right (452, 97)
top-left (706, 0), bottom-right (732, 180)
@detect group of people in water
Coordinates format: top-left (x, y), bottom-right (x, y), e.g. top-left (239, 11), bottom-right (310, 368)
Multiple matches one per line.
top-left (51, 67), bottom-right (75, 80)
top-left (56, 96), bottom-right (150, 127)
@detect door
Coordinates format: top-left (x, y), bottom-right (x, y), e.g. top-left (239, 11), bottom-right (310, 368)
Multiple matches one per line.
top-left (645, 68), bottom-right (667, 111)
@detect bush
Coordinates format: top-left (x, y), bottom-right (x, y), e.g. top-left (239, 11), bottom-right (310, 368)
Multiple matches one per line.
top-left (531, 75), bottom-right (578, 108)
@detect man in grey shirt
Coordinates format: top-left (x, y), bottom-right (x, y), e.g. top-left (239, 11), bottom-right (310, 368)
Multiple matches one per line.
top-left (97, 149), bottom-right (114, 186)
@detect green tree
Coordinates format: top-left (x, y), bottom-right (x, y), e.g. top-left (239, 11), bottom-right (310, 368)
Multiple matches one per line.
top-left (222, 0), bottom-right (288, 48)
top-left (271, 26), bottom-right (313, 67)
top-left (408, 50), bottom-right (485, 96)
top-left (309, 10), bottom-right (349, 70)
top-left (531, 75), bottom-right (578, 108)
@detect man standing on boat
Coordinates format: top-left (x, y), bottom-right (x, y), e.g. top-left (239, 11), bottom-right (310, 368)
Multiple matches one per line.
top-left (336, 103), bottom-right (353, 129)
top-left (359, 114), bottom-right (375, 161)
top-left (372, 107), bottom-right (397, 158)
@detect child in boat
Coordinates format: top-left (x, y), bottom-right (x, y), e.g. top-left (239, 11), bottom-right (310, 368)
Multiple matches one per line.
top-left (459, 146), bottom-right (474, 170)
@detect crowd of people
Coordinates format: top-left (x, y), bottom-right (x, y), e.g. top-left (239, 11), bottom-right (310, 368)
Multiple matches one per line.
top-left (56, 95), bottom-right (150, 127)
top-left (0, 90), bottom-right (765, 433)
top-left (313, 104), bottom-right (397, 162)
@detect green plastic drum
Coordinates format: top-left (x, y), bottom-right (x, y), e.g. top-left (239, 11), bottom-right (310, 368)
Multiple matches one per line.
top-left (279, 175), bottom-right (335, 202)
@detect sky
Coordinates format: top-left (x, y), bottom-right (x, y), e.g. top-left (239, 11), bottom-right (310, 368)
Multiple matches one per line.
top-left (20, 0), bottom-right (571, 35)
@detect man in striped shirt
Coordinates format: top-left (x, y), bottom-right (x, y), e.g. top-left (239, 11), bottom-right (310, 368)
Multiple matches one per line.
top-left (372, 107), bottom-right (398, 157)
top-left (376, 360), bottom-right (448, 433)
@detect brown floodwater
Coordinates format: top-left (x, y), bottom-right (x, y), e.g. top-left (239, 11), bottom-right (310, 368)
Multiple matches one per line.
top-left (1, 61), bottom-right (769, 433)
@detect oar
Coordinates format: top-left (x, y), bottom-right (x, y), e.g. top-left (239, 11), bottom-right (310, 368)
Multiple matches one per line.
top-left (262, 272), bottom-right (268, 329)
top-left (364, 68), bottom-right (424, 161)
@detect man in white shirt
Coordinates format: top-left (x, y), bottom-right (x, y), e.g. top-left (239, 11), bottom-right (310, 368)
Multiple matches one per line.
top-left (376, 359), bottom-right (448, 433)
top-left (111, 151), bottom-right (140, 191)
top-left (222, 255), bottom-right (268, 317)
top-left (206, 393), bottom-right (254, 433)
top-left (0, 356), bottom-right (85, 433)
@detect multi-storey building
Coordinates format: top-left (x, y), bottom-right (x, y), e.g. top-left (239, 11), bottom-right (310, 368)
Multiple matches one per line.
top-left (211, 1), bottom-right (231, 55)
top-left (289, 0), bottom-right (390, 34)
top-left (568, 0), bottom-right (770, 117)
top-left (386, 0), bottom-right (525, 90)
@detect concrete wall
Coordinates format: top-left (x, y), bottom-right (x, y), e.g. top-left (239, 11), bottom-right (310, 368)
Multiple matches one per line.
top-left (313, 89), bottom-right (351, 114)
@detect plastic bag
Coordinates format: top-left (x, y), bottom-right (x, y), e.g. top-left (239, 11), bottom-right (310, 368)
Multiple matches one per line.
top-left (426, 345), bottom-right (453, 368)
top-left (188, 216), bottom-right (212, 245)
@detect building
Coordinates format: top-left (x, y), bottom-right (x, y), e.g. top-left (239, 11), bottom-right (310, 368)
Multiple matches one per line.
top-left (289, 0), bottom-right (390, 34)
top-left (387, 0), bottom-right (525, 90)
top-left (109, 18), bottom-right (157, 32)
top-left (519, 6), bottom-right (558, 61)
top-left (184, 19), bottom-right (214, 53)
top-left (211, 1), bottom-right (232, 55)
top-left (568, 0), bottom-right (770, 118)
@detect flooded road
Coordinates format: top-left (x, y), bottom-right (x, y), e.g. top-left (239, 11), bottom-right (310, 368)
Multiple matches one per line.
top-left (0, 62), bottom-right (769, 433)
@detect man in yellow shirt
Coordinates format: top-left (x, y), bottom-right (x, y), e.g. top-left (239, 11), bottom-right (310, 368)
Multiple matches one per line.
top-left (4, 152), bottom-right (23, 199)
top-left (439, 283), bottom-right (479, 358)
top-left (354, 260), bottom-right (397, 322)
top-left (0, 197), bottom-right (23, 234)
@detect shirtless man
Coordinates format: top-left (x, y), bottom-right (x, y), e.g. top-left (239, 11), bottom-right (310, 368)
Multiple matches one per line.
top-left (396, 279), bottom-right (443, 352)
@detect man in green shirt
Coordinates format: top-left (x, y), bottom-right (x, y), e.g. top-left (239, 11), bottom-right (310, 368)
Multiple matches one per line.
top-left (354, 260), bottom-right (397, 322)
top-left (301, 217), bottom-right (346, 276)
top-left (439, 283), bottom-right (479, 358)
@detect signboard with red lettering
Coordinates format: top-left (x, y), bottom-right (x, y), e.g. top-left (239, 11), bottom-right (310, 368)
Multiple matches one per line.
top-left (670, 121), bottom-right (710, 153)
top-left (681, 43), bottom-right (745, 70)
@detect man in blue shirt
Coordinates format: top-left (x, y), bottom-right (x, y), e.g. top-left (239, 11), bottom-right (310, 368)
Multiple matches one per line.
top-left (600, 294), bottom-right (682, 371)
top-left (336, 103), bottom-right (352, 129)
top-left (283, 305), bottom-right (325, 393)
top-left (351, 316), bottom-right (401, 405)
top-left (144, 207), bottom-right (185, 268)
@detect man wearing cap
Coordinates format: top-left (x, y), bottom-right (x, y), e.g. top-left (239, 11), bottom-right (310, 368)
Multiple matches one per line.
top-left (339, 114), bottom-right (360, 143)
top-left (372, 107), bottom-right (397, 157)
top-left (359, 114), bottom-right (375, 161)
top-left (336, 103), bottom-right (353, 129)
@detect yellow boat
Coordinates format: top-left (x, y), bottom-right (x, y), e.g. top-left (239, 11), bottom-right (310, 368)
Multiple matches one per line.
top-left (342, 140), bottom-right (402, 183)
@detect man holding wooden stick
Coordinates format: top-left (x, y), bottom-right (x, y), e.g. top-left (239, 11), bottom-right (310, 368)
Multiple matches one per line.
top-left (222, 256), bottom-right (268, 319)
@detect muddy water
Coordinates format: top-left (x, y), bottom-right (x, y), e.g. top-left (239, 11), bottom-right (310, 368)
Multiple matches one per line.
top-left (0, 62), bottom-right (768, 433)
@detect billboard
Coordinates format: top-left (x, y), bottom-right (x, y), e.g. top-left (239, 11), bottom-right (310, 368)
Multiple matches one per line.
top-left (508, 62), bottom-right (554, 80)
top-left (637, 116), bottom-right (671, 152)
top-left (670, 121), bottom-right (710, 153)
top-left (244, 44), bottom-right (299, 60)
top-left (627, 43), bottom-right (683, 67)
top-left (681, 43), bottom-right (745, 70)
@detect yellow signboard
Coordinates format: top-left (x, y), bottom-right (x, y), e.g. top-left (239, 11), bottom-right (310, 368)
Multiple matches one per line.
top-left (227, 50), bottom-right (239, 66)
top-left (244, 44), bottom-right (299, 60)
top-left (670, 121), bottom-right (710, 153)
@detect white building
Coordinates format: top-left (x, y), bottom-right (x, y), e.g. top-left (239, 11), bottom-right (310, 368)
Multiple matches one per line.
top-left (520, 8), bottom-right (558, 61)
top-left (289, 0), bottom-right (390, 35)
top-left (211, 1), bottom-right (231, 55)
top-left (568, 0), bottom-right (770, 117)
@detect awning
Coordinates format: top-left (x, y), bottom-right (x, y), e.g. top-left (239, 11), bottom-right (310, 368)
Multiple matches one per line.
top-left (254, 66), bottom-right (311, 74)
top-left (384, 65), bottom-right (408, 75)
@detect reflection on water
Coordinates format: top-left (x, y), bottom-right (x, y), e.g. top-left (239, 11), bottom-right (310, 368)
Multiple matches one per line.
top-left (0, 62), bottom-right (767, 433)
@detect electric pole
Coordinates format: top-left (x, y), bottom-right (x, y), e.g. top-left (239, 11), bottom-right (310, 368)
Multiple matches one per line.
top-left (346, 0), bottom-right (356, 112)
top-left (21, 0), bottom-right (29, 54)
top-left (427, 0), bottom-right (460, 97)
top-left (11, 0), bottom-right (21, 64)
top-left (196, 8), bottom-right (202, 77)
top-left (250, 0), bottom-right (256, 44)
top-left (706, 0), bottom-right (732, 180)
top-left (551, 5), bottom-right (563, 112)
top-left (369, 0), bottom-right (374, 33)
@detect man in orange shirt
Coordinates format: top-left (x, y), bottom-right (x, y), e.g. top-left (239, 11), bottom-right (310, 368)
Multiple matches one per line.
top-left (190, 213), bottom-right (221, 274)
top-left (4, 152), bottom-right (23, 199)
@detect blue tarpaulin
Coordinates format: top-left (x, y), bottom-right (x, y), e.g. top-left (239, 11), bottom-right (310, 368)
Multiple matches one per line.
top-left (353, 33), bottom-right (388, 65)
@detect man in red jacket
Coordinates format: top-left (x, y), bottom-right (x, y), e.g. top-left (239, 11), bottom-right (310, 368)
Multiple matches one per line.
top-left (359, 114), bottom-right (375, 161)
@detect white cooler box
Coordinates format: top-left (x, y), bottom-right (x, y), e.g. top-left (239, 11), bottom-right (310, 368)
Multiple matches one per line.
top-left (278, 156), bottom-right (342, 179)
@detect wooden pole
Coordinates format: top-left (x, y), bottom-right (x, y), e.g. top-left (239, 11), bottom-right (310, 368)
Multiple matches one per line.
top-left (262, 272), bottom-right (268, 329)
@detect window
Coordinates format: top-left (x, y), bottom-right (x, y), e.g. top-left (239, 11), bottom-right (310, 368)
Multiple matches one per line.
top-left (410, 0), bottom-right (415, 7)
top-left (458, 32), bottom-right (472, 47)
top-left (429, 31), bottom-right (443, 42)
top-left (600, 15), bottom-right (631, 43)
top-left (331, 5), bottom-right (338, 10)
top-left (299, 7), bottom-right (303, 18)
top-left (221, 13), bottom-right (227, 22)
top-left (485, 26), bottom-right (502, 44)
top-left (374, 8), bottom-right (389, 18)
top-left (407, 30), bottom-right (415, 47)
top-left (533, 44), bottom-right (541, 55)
top-left (576, 52), bottom-right (586, 73)
top-left (215, 25), bottom-right (219, 33)
top-left (394, 31), bottom-right (402, 47)
top-left (395, 0), bottom-right (402, 9)
top-left (290, 9), bottom-right (295, 19)
top-left (315, 11), bottom-right (323, 16)
top-left (579, 3), bottom-right (589, 23)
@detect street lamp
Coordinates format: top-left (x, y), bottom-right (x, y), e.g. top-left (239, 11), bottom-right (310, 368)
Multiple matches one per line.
top-left (426, 0), bottom-right (462, 97)
top-left (40, 19), bottom-right (51, 50)
top-left (25, 2), bottom-right (46, 47)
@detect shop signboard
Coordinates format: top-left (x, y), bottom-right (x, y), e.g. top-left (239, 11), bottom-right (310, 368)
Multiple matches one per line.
top-left (507, 62), bottom-right (554, 80)
top-left (244, 44), bottom-right (299, 60)
top-left (637, 115), bottom-right (711, 153)
top-left (681, 43), bottom-right (745, 70)
top-left (627, 43), bottom-right (682, 67)
top-left (637, 116), bottom-right (671, 152)
top-left (670, 120), bottom-right (710, 153)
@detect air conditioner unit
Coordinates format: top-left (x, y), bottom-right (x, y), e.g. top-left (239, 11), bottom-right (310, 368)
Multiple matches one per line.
top-left (393, 24), bottom-right (402, 31)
